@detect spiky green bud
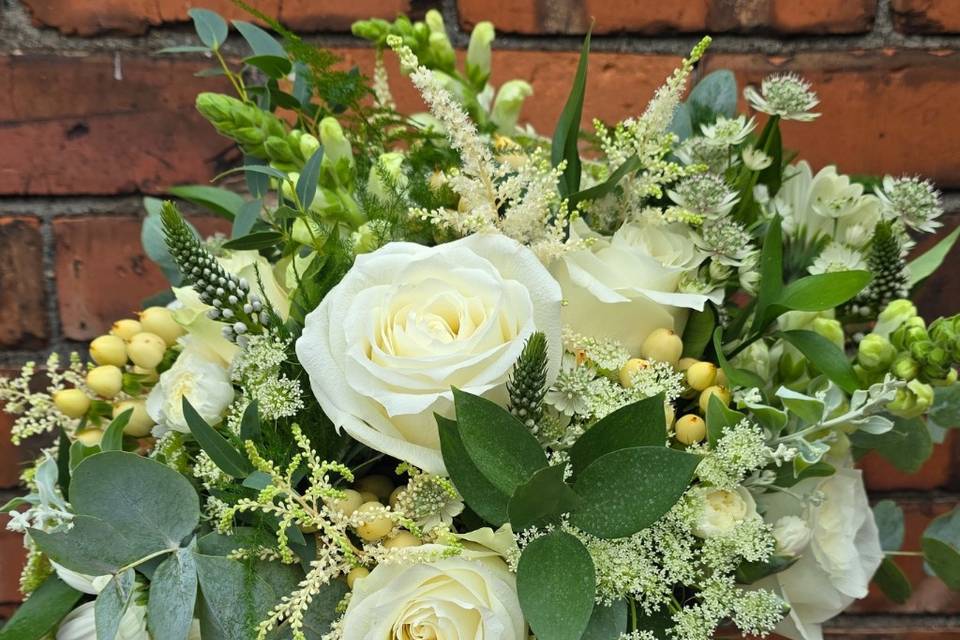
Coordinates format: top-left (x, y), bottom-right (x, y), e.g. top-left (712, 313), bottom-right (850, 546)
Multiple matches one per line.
top-left (507, 332), bottom-right (548, 429)
top-left (195, 92), bottom-right (286, 159)
top-left (850, 220), bottom-right (908, 319)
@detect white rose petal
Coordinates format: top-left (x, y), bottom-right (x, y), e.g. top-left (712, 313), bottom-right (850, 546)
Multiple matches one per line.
top-left (146, 339), bottom-right (235, 434)
top-left (773, 515), bottom-right (812, 556)
top-left (341, 555), bottom-right (525, 640)
top-left (296, 234), bottom-right (562, 474)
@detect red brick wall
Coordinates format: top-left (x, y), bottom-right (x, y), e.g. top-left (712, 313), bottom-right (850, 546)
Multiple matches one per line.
top-left (1, 0), bottom-right (960, 636)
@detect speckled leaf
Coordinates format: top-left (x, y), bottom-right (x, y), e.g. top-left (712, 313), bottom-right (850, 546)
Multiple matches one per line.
top-left (437, 415), bottom-right (509, 526)
top-left (568, 393), bottom-right (665, 476)
top-left (507, 464), bottom-right (581, 531)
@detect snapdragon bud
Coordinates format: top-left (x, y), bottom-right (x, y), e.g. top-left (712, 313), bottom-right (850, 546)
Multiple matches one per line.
top-left (319, 117), bottom-right (354, 185)
top-left (858, 334), bottom-right (896, 371)
top-left (491, 80), bottom-right (533, 134)
top-left (110, 318), bottom-right (142, 341)
top-left (86, 365), bottom-right (123, 398)
top-left (427, 31), bottom-right (457, 72)
top-left (641, 328), bottom-right (684, 367)
top-left (139, 307), bottom-right (185, 346)
top-left (618, 358), bottom-right (650, 388)
top-left (127, 332), bottom-right (167, 370)
top-left (811, 318), bottom-right (844, 351)
top-left (90, 334), bottom-right (128, 367)
top-left (876, 299), bottom-right (918, 337)
top-left (892, 353), bottom-right (919, 380)
top-left (352, 220), bottom-right (390, 255)
top-left (54, 389), bottom-right (91, 419)
top-left (299, 133), bottom-right (320, 161)
top-left (466, 21), bottom-right (495, 88)
top-left (675, 414), bottom-right (706, 445)
top-left (351, 18), bottom-right (390, 43)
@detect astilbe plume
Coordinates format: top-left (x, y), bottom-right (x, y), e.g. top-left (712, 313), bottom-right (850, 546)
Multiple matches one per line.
top-left (507, 332), bottom-right (549, 429)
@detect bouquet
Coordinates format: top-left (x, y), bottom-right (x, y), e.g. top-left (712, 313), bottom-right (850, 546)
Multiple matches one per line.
top-left (3, 6), bottom-right (960, 640)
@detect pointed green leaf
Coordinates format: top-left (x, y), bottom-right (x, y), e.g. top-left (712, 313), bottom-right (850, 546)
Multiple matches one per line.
top-left (908, 225), bottom-right (960, 288)
top-left (296, 148), bottom-right (324, 210)
top-left (188, 8), bottom-right (228, 50)
top-left (551, 31), bottom-right (591, 197)
top-left (873, 557), bottom-right (912, 604)
top-left (221, 230), bottom-right (283, 251)
top-left (714, 328), bottom-right (766, 390)
top-left (231, 199), bottom-right (262, 239)
top-left (580, 600), bottom-right (628, 640)
top-left (735, 555), bottom-right (797, 584)
top-left (568, 155), bottom-right (639, 209)
top-left (568, 393), bottom-right (666, 476)
top-left (240, 400), bottom-right (261, 440)
top-left (437, 415), bottom-right (509, 526)
top-left (777, 329), bottom-right (860, 394)
top-left (752, 216), bottom-right (783, 333)
top-left (518, 530), bottom-right (595, 640)
top-left (0, 575), bottom-right (82, 640)
top-left (681, 305), bottom-right (716, 359)
top-left (507, 464), bottom-right (582, 531)
top-left (168, 185), bottom-right (244, 220)
top-left (100, 408), bottom-right (132, 452)
top-left (706, 393), bottom-right (745, 449)
top-left (182, 397), bottom-right (253, 478)
top-left (244, 54), bottom-right (292, 79)
top-left (233, 20), bottom-right (286, 57)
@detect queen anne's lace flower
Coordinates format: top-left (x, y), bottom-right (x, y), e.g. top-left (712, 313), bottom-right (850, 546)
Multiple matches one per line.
top-left (744, 73), bottom-right (820, 121)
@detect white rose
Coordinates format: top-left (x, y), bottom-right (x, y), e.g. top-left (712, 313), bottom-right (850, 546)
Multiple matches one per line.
top-left (551, 219), bottom-right (712, 356)
top-left (296, 234), bottom-right (562, 474)
top-left (57, 599), bottom-right (149, 640)
top-left (341, 553), bottom-right (525, 640)
top-left (146, 339), bottom-right (235, 434)
top-left (773, 515), bottom-right (812, 556)
top-left (758, 466), bottom-right (883, 640)
top-left (774, 162), bottom-right (880, 248)
top-left (693, 486), bottom-right (759, 538)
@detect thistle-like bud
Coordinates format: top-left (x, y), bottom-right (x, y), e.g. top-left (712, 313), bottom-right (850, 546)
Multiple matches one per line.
top-left (507, 332), bottom-right (548, 429)
top-left (196, 92), bottom-right (286, 159)
top-left (264, 135), bottom-right (298, 164)
top-left (858, 334), bottom-right (896, 372)
top-left (466, 21), bottom-right (495, 89)
top-left (491, 80), bottom-right (533, 134)
top-left (891, 353), bottom-right (919, 381)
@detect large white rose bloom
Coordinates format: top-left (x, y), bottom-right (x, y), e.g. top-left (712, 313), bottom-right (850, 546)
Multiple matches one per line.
top-left (146, 338), bottom-right (235, 435)
top-left (551, 219), bottom-right (712, 355)
top-left (296, 234), bottom-right (562, 474)
top-left (56, 599), bottom-right (149, 640)
top-left (758, 465), bottom-right (884, 640)
top-left (341, 550), bottom-right (525, 640)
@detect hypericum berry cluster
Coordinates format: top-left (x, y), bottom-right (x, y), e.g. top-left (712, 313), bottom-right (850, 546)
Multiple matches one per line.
top-left (160, 201), bottom-right (270, 342)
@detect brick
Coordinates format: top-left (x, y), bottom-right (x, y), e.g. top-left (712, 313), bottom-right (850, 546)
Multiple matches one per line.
top-left (861, 434), bottom-right (958, 492)
top-left (458, 0), bottom-right (876, 35)
top-left (0, 218), bottom-right (47, 350)
top-left (0, 398), bottom-right (25, 490)
top-left (893, 0), bottom-right (960, 34)
top-left (0, 54), bottom-right (233, 195)
top-left (53, 215), bottom-right (229, 340)
top-left (0, 515), bottom-right (25, 604)
top-left (21, 0), bottom-right (409, 36)
top-left (704, 50), bottom-right (960, 189)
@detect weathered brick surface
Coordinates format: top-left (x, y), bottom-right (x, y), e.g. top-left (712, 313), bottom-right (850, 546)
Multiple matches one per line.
top-left (21, 0), bottom-right (410, 36)
top-left (0, 55), bottom-right (233, 195)
top-left (893, 0), bottom-right (960, 34)
top-left (862, 432), bottom-right (958, 492)
top-left (0, 515), bottom-right (26, 605)
top-left (0, 218), bottom-right (47, 350)
top-left (458, 0), bottom-right (877, 35)
top-left (53, 215), bottom-right (229, 340)
top-left (913, 213), bottom-right (960, 321)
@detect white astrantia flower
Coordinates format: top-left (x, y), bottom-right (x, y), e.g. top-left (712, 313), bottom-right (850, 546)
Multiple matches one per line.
top-left (758, 465), bottom-right (884, 640)
top-left (146, 338), bottom-right (235, 435)
top-left (551, 218), bottom-right (715, 356)
top-left (744, 73), bottom-right (820, 121)
top-left (742, 147), bottom-right (773, 171)
top-left (340, 550), bottom-right (525, 640)
top-left (876, 175), bottom-right (944, 233)
top-left (296, 234), bottom-right (562, 474)
top-left (56, 598), bottom-right (149, 640)
top-left (808, 242), bottom-right (867, 275)
top-left (700, 114), bottom-right (756, 146)
top-left (667, 173), bottom-right (739, 218)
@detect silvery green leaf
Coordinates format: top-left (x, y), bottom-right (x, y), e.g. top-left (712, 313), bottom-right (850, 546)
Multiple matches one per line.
top-left (95, 569), bottom-right (136, 640)
top-left (776, 387), bottom-right (825, 424)
top-left (850, 414), bottom-right (895, 435)
top-left (147, 545), bottom-right (198, 640)
top-left (795, 438), bottom-right (831, 464)
top-left (873, 500), bottom-right (905, 551)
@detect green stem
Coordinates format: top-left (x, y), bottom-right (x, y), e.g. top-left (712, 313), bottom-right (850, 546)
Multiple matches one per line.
top-left (116, 547), bottom-right (176, 575)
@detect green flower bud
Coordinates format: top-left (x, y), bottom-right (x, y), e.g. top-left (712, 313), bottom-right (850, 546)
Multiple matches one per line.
top-left (466, 21), bottom-right (495, 89)
top-left (428, 31), bottom-right (456, 72)
top-left (366, 152), bottom-right (406, 204)
top-left (491, 80), bottom-right (533, 134)
top-left (888, 379), bottom-right (934, 418)
top-left (425, 9), bottom-right (445, 34)
top-left (319, 117), bottom-right (355, 187)
top-left (300, 133), bottom-right (320, 160)
top-left (874, 299), bottom-right (918, 338)
top-left (812, 318), bottom-right (845, 351)
top-left (351, 219), bottom-right (391, 255)
top-left (351, 18), bottom-right (390, 43)
top-left (195, 92), bottom-right (286, 158)
top-left (291, 217), bottom-right (329, 247)
top-left (858, 334), bottom-right (896, 371)
top-left (892, 353), bottom-right (919, 380)
top-left (778, 349), bottom-right (807, 383)
top-left (264, 135), bottom-right (297, 164)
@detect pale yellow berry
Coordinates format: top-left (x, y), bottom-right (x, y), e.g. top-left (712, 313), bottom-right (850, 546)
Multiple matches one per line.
top-left (383, 531), bottom-right (420, 549)
top-left (329, 489), bottom-right (364, 517)
top-left (113, 399), bottom-right (154, 437)
top-left (686, 361), bottom-right (717, 392)
top-left (89, 334), bottom-right (128, 367)
top-left (127, 332), bottom-right (167, 369)
top-left (618, 358), bottom-right (650, 388)
top-left (664, 404), bottom-right (676, 429)
top-left (641, 328), bottom-right (683, 366)
top-left (53, 389), bottom-right (91, 419)
top-left (75, 428), bottom-right (104, 447)
top-left (358, 491), bottom-right (378, 504)
top-left (355, 475), bottom-right (394, 502)
top-left (139, 307), bottom-right (185, 346)
top-left (356, 502), bottom-right (393, 541)
top-left (675, 415), bottom-right (706, 445)
top-left (677, 357), bottom-right (698, 372)
top-left (347, 567), bottom-right (370, 589)
top-left (715, 368), bottom-right (729, 388)
top-left (699, 385), bottom-right (732, 413)
top-left (132, 366), bottom-right (159, 383)
top-left (110, 318), bottom-right (143, 341)
top-left (86, 365), bottom-right (123, 398)
top-left (389, 485), bottom-right (406, 509)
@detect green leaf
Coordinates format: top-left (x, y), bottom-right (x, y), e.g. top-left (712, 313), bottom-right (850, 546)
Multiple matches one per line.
top-left (874, 500), bottom-right (906, 551)
top-left (148, 546), bottom-right (198, 640)
top-left (580, 600), bottom-right (627, 640)
top-left (681, 305), bottom-right (716, 359)
top-left (908, 225), bottom-right (960, 288)
top-left (182, 397), bottom-right (254, 478)
top-left (231, 199), bottom-right (262, 239)
top-left (752, 216), bottom-right (784, 333)
top-left (687, 70), bottom-right (737, 126)
top-left (437, 415), bottom-right (509, 526)
top-left (141, 209), bottom-right (184, 285)
top-left (929, 383), bottom-right (960, 431)
top-left (569, 446), bottom-right (700, 539)
top-left (222, 230), bottom-right (284, 251)
top-left (168, 185), bottom-right (244, 220)
top-left (736, 555), bottom-right (797, 584)
top-left (233, 20), bottom-right (286, 57)
top-left (244, 155), bottom-right (271, 196)
top-left (706, 393), bottom-right (745, 449)
top-left (922, 508), bottom-right (960, 590)
top-left (873, 557), bottom-right (912, 604)
top-left (69, 440), bottom-right (99, 472)
top-left (30, 515), bottom-right (150, 575)
top-left (769, 271), bottom-right (871, 323)
top-left (100, 408), bottom-right (132, 452)
top-left (240, 400), bottom-right (261, 440)
top-left (851, 415), bottom-right (932, 474)
top-left (508, 464), bottom-right (582, 531)
top-left (452, 389), bottom-right (548, 496)
top-left (218, 164), bottom-right (289, 182)
top-left (668, 102), bottom-right (694, 141)
top-left (518, 531), bottom-right (596, 640)
top-left (95, 569), bottom-right (136, 640)
top-left (551, 31), bottom-right (591, 197)
top-left (568, 393), bottom-right (666, 476)
top-left (777, 329), bottom-right (860, 394)
top-left (568, 155), bottom-right (639, 209)
top-left (714, 328), bottom-right (766, 389)
top-left (244, 54), bottom-right (293, 79)
top-left (757, 122), bottom-right (783, 194)
top-left (774, 459), bottom-right (834, 488)
top-left (158, 45), bottom-right (211, 54)
top-left (0, 576), bottom-right (81, 640)
top-left (188, 8), bottom-right (228, 50)
top-left (297, 148), bottom-right (324, 210)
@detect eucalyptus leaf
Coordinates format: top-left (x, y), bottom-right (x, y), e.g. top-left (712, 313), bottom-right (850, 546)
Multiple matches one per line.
top-left (922, 508), bottom-right (960, 589)
top-left (580, 600), bottom-right (627, 640)
top-left (908, 225), bottom-right (960, 288)
top-left (182, 397), bottom-right (253, 478)
top-left (517, 530), bottom-right (596, 640)
top-left (568, 393), bottom-right (666, 476)
top-left (30, 515), bottom-right (151, 575)
top-left (158, 45), bottom-right (211, 54)
top-left (232, 199), bottom-right (262, 239)
top-left (437, 415), bottom-right (509, 526)
top-left (851, 415), bottom-right (932, 474)
top-left (507, 464), bottom-right (581, 531)
top-left (147, 545), bottom-right (198, 640)
top-left (297, 148), bottom-right (324, 210)
top-left (95, 569), bottom-right (136, 640)
top-left (873, 557), bottom-right (912, 604)
top-left (874, 500), bottom-right (905, 551)
top-left (188, 8), bottom-right (228, 50)
top-left (929, 383), bottom-right (960, 431)
top-left (168, 185), bottom-right (244, 220)
top-left (222, 231), bottom-right (284, 251)
top-left (240, 399), bottom-right (262, 440)
top-left (0, 575), bottom-right (82, 640)
top-left (233, 20), bottom-right (286, 57)
top-left (687, 70), bottom-right (737, 126)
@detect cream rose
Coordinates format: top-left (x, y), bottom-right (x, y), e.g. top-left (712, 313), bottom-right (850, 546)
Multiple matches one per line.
top-left (551, 219), bottom-right (712, 356)
top-left (146, 338), bottom-right (235, 435)
top-left (57, 599), bottom-right (149, 640)
top-left (341, 552), bottom-right (525, 640)
top-left (693, 486), bottom-right (759, 538)
top-left (296, 234), bottom-right (562, 474)
top-left (758, 466), bottom-right (883, 640)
